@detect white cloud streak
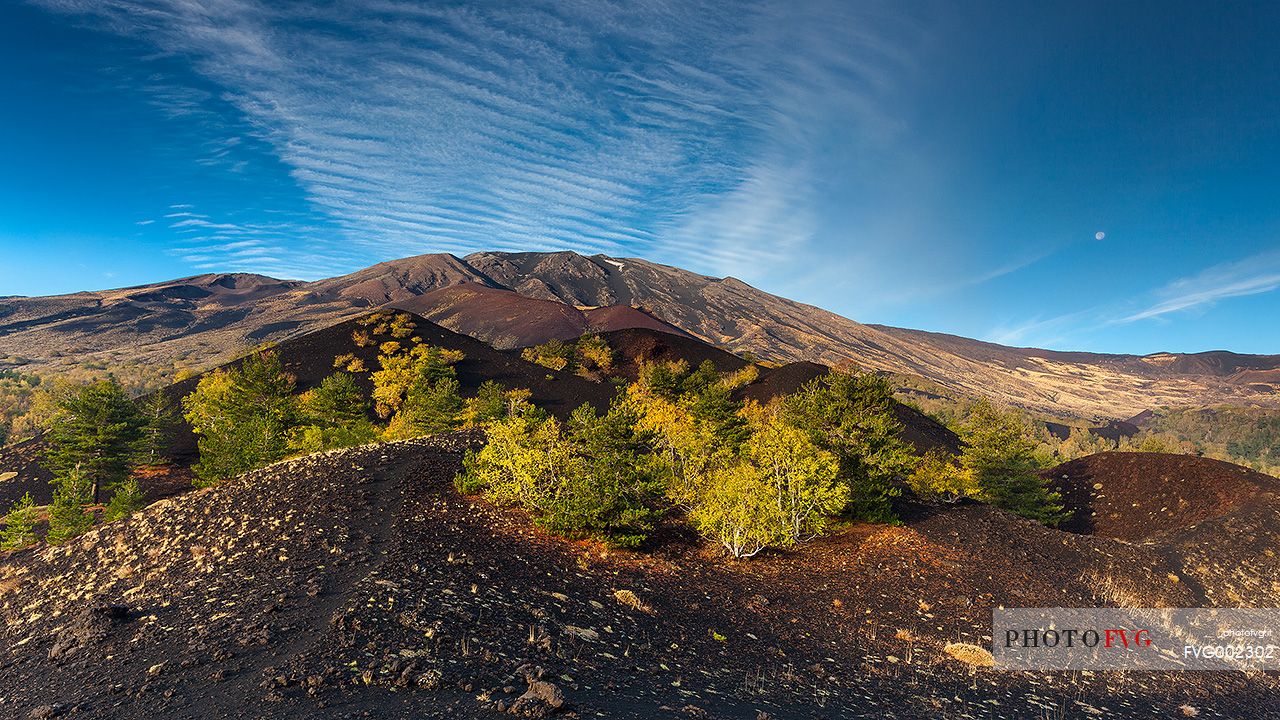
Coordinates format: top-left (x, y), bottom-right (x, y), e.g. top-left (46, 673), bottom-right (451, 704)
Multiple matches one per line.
top-left (982, 249), bottom-right (1280, 350)
top-left (34, 0), bottom-right (917, 279)
top-left (1119, 250), bottom-right (1280, 323)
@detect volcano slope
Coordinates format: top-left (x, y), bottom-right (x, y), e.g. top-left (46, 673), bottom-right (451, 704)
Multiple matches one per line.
top-left (1044, 451), bottom-right (1280, 607)
top-left (6, 250), bottom-right (1280, 420)
top-left (2, 436), bottom-right (1277, 719)
top-left (0, 311), bottom-right (613, 508)
top-left (395, 284), bottom-right (689, 350)
top-left (0, 317), bottom-right (956, 510)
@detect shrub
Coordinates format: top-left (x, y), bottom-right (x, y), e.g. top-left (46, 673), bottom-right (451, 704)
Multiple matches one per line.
top-left (521, 339), bottom-right (574, 371)
top-left (385, 376), bottom-right (464, 440)
top-left (0, 492), bottom-right (39, 550)
top-left (182, 351), bottom-right (296, 484)
top-left (371, 344), bottom-right (462, 419)
top-left (457, 399), bottom-right (661, 547)
top-left (907, 449), bottom-right (978, 504)
top-left (575, 333), bottom-right (614, 375)
top-left (389, 313), bottom-right (417, 339)
top-left (721, 364), bottom-right (760, 391)
top-left (959, 399), bottom-right (1068, 526)
top-left (630, 391), bottom-right (721, 507)
top-left (103, 479), bottom-right (145, 522)
top-left (462, 381), bottom-right (537, 427)
top-left (46, 466), bottom-right (94, 544)
top-left (458, 413), bottom-right (575, 503)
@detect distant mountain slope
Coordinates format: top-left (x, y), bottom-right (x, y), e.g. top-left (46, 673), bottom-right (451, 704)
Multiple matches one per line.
top-left (394, 284), bottom-right (687, 350)
top-left (2, 251), bottom-right (1278, 419)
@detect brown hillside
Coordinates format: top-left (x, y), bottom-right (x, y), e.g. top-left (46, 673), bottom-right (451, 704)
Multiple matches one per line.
top-left (395, 284), bottom-right (588, 349)
top-left (0, 311), bottom-right (611, 508)
top-left (395, 284), bottom-right (687, 350)
top-left (2, 434), bottom-right (1273, 718)
top-left (583, 305), bottom-right (688, 336)
top-left (600, 327), bottom-right (748, 380)
top-left (1043, 452), bottom-right (1280, 541)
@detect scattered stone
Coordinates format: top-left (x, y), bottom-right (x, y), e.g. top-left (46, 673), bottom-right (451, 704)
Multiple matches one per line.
top-left (508, 680), bottom-right (565, 715)
top-left (27, 705), bottom-right (64, 720)
top-left (48, 604), bottom-right (131, 661)
top-left (562, 625), bottom-right (598, 642)
top-left (515, 663), bottom-right (546, 683)
top-left (416, 669), bottom-right (443, 691)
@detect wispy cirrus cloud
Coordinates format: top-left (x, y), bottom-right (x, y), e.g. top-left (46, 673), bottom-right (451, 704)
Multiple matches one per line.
top-left (981, 248), bottom-right (1280, 350)
top-left (149, 202), bottom-right (357, 279)
top-left (33, 0), bottom-right (920, 279)
top-left (1119, 250), bottom-right (1280, 323)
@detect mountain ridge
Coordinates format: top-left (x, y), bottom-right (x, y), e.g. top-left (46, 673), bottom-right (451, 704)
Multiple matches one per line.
top-left (2, 251), bottom-right (1277, 419)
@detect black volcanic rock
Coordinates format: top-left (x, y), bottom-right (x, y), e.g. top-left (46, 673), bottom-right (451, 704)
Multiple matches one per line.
top-left (4, 434), bottom-right (1277, 718)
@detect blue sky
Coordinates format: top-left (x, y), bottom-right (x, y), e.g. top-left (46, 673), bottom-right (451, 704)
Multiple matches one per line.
top-left (2, 1), bottom-right (1278, 355)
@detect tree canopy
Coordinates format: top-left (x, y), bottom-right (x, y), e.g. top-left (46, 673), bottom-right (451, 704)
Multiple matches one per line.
top-left (182, 350), bottom-right (297, 483)
top-left (43, 379), bottom-right (146, 503)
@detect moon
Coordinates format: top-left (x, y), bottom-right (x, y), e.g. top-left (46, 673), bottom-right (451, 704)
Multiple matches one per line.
top-left (1095, 231), bottom-right (1106, 241)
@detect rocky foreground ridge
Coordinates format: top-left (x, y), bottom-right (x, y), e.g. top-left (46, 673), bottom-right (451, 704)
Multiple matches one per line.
top-left (3, 433), bottom-right (1278, 719)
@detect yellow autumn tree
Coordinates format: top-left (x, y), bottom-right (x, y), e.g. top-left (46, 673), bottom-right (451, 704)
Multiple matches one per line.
top-left (742, 404), bottom-right (845, 542)
top-left (370, 343), bottom-right (464, 419)
top-left (907, 449), bottom-right (979, 504)
top-left (458, 414), bottom-right (579, 508)
top-left (689, 462), bottom-right (788, 558)
top-left (628, 388), bottom-right (721, 507)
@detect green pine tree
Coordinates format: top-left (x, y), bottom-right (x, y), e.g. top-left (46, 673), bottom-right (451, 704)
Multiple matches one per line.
top-left (182, 350), bottom-right (297, 484)
top-left (43, 379), bottom-right (146, 503)
top-left (780, 371), bottom-right (916, 523)
top-left (0, 492), bottom-right (40, 550)
top-left (959, 399), bottom-right (1069, 526)
top-left (386, 376), bottom-right (464, 439)
top-left (291, 372), bottom-right (378, 452)
top-left (46, 466), bottom-right (94, 544)
top-left (103, 479), bottom-right (145, 522)
top-left (136, 391), bottom-right (178, 466)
